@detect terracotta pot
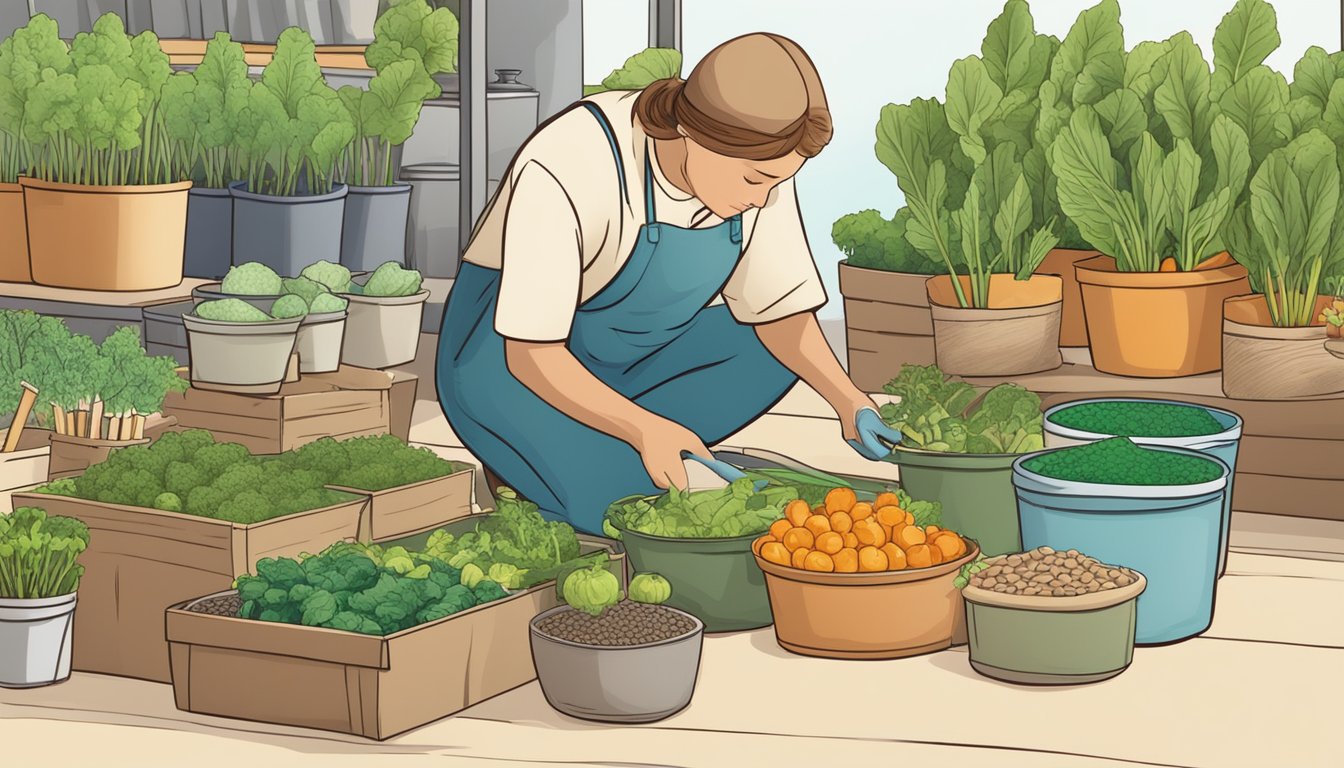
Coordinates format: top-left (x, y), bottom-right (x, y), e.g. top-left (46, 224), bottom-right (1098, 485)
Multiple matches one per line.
top-left (755, 543), bottom-right (979, 660)
top-left (926, 274), bottom-right (1063, 377)
top-left (1221, 295), bottom-right (1344, 400)
top-left (22, 177), bottom-right (190, 291)
top-left (838, 261), bottom-right (936, 392)
top-left (1038, 248), bottom-right (1098, 347)
top-left (1075, 255), bottom-right (1251, 378)
top-left (0, 183), bottom-right (30, 283)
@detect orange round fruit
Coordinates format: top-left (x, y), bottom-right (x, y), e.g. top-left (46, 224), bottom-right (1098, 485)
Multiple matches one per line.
top-left (815, 531), bottom-right (844, 555)
top-left (824, 487), bottom-right (858, 515)
top-left (791, 547), bottom-right (811, 569)
top-left (783, 527), bottom-right (816, 552)
top-left (873, 492), bottom-right (900, 510)
top-left (876, 505), bottom-right (905, 528)
top-left (761, 542), bottom-right (790, 566)
top-left (927, 545), bottom-right (944, 565)
top-left (931, 532), bottom-right (966, 560)
top-left (896, 525), bottom-right (927, 550)
top-left (785, 500), bottom-right (811, 528)
top-left (803, 551), bottom-right (835, 572)
top-left (849, 502), bottom-right (874, 522)
top-left (752, 535), bottom-right (772, 555)
top-left (881, 543), bottom-right (907, 570)
top-left (833, 548), bottom-right (859, 573)
top-left (906, 544), bottom-right (933, 568)
top-left (830, 511), bottom-right (854, 534)
top-left (843, 532), bottom-right (859, 549)
top-left (858, 546), bottom-right (888, 572)
top-left (854, 519), bottom-right (888, 548)
top-left (769, 518), bottom-right (792, 540)
top-left (804, 514), bottom-right (832, 538)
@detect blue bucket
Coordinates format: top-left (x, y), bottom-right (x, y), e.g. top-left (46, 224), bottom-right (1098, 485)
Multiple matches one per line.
top-left (1042, 398), bottom-right (1242, 578)
top-left (1013, 446), bottom-right (1230, 645)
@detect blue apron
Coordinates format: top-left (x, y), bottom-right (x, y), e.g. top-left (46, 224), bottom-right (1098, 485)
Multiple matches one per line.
top-left (436, 103), bottom-right (797, 534)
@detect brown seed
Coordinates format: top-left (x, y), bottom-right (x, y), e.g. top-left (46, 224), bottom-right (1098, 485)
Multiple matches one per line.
top-left (1058, 573), bottom-right (1073, 585)
top-left (1116, 574), bottom-right (1133, 587)
top-left (1102, 581), bottom-right (1117, 589)
top-left (1003, 572), bottom-right (1021, 583)
top-left (1052, 587), bottom-right (1067, 596)
top-left (1080, 572), bottom-right (1095, 584)
top-left (1038, 546), bottom-right (1055, 556)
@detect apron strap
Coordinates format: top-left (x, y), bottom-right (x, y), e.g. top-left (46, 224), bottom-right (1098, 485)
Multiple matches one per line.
top-left (580, 102), bottom-right (629, 209)
top-left (642, 146), bottom-right (658, 226)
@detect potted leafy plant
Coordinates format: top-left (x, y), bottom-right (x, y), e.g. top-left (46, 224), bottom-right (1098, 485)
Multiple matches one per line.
top-left (183, 299), bottom-right (301, 394)
top-left (175, 32), bottom-right (250, 279)
top-left (230, 27), bottom-right (354, 277)
top-left (832, 209), bottom-right (943, 390)
top-left (16, 13), bottom-right (192, 291)
top-left (337, 0), bottom-right (456, 272)
top-left (582, 46), bottom-right (681, 96)
top-left (530, 567), bottom-right (704, 723)
top-left (338, 261), bottom-right (430, 369)
top-left (0, 506), bottom-right (89, 688)
top-left (878, 364), bottom-right (1044, 557)
top-left (0, 18), bottom-right (51, 284)
top-left (1048, 3), bottom-right (1253, 378)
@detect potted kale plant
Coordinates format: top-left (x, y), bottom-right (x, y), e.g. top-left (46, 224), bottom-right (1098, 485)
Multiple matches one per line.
top-left (0, 507), bottom-right (90, 688)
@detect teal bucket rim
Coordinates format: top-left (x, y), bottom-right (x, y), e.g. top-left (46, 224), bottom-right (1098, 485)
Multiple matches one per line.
top-left (1012, 443), bottom-right (1231, 499)
top-left (1043, 398), bottom-right (1243, 448)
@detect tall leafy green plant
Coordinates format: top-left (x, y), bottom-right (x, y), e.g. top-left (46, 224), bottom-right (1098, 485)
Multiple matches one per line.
top-left (165, 32), bottom-right (250, 189)
top-left (236, 28), bottom-right (354, 197)
top-left (0, 15), bottom-right (71, 184)
top-left (0, 507), bottom-right (90, 599)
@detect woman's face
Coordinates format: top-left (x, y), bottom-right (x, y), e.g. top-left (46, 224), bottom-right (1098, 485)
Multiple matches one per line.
top-left (681, 138), bottom-right (806, 219)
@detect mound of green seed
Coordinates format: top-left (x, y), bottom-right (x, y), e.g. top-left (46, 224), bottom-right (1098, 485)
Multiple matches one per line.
top-left (1050, 400), bottom-right (1224, 438)
top-left (1023, 437), bottom-right (1223, 485)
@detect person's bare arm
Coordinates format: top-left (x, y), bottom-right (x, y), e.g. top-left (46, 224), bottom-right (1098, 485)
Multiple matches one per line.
top-left (754, 312), bottom-right (877, 441)
top-left (506, 340), bottom-right (710, 489)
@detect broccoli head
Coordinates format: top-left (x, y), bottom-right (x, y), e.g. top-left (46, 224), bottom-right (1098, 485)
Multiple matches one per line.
top-left (221, 262), bottom-right (283, 295)
top-left (215, 490), bottom-right (274, 523)
top-left (186, 485), bottom-right (228, 517)
top-left (153, 492), bottom-right (183, 512)
top-left (164, 461), bottom-right (207, 498)
top-left (191, 441), bottom-right (251, 476)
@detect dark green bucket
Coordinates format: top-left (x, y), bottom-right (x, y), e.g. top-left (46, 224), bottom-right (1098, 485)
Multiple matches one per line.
top-left (885, 447), bottom-right (1021, 556)
top-left (612, 525), bottom-right (771, 633)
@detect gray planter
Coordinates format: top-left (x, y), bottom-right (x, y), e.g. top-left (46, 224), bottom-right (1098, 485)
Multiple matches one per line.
top-left (34, 2), bottom-right (127, 34)
top-left (339, 288), bottom-right (430, 369)
top-left (403, 163), bottom-right (461, 278)
top-left (0, 592), bottom-right (77, 689)
top-left (530, 604), bottom-right (704, 723)
top-left (199, 0), bottom-right (228, 37)
top-left (182, 314), bottom-right (300, 394)
top-left (229, 181), bottom-right (348, 278)
top-left (330, 0), bottom-right (377, 44)
top-left (341, 184), bottom-right (411, 272)
top-left (184, 186), bottom-right (233, 279)
top-left (296, 310), bottom-right (346, 373)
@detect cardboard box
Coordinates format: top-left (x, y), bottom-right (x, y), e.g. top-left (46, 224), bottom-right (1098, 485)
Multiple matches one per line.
top-left (160, 366), bottom-right (418, 454)
top-left (165, 534), bottom-right (625, 739)
top-left (9, 491), bottom-right (367, 683)
top-left (339, 467), bottom-right (476, 542)
top-left (0, 428), bottom-right (51, 510)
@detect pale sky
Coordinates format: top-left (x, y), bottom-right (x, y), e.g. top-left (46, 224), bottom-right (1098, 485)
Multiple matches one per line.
top-left (584, 0), bottom-right (1342, 318)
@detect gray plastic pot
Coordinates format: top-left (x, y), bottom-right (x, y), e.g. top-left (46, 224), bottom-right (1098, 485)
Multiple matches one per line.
top-left (530, 604), bottom-right (704, 723)
top-left (339, 289), bottom-right (430, 369)
top-left (341, 184), bottom-right (411, 272)
top-left (182, 314), bottom-right (300, 394)
top-left (296, 310), bottom-right (347, 374)
top-left (229, 181), bottom-right (347, 277)
top-left (184, 186), bottom-right (233, 279)
top-left (0, 592), bottom-right (77, 688)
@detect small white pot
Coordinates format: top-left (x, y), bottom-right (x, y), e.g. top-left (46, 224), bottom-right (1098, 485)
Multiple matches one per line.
top-left (340, 290), bottom-right (430, 369)
top-left (183, 315), bottom-right (301, 394)
top-left (0, 592), bottom-right (77, 688)
top-left (296, 311), bottom-right (348, 374)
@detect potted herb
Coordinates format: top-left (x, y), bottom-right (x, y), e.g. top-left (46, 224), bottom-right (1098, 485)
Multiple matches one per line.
top-left (338, 261), bottom-right (430, 369)
top-left (1013, 437), bottom-right (1229, 645)
top-left (603, 479), bottom-right (800, 632)
top-left (531, 567), bottom-right (704, 723)
top-left (336, 0), bottom-right (457, 272)
top-left (230, 27), bottom-right (354, 277)
top-left (959, 546), bottom-right (1146, 684)
top-left (1050, 6), bottom-right (1253, 377)
top-left (176, 32), bottom-right (250, 279)
top-left (832, 209), bottom-right (942, 389)
top-left (0, 18), bottom-right (51, 284)
top-left (878, 364), bottom-right (1044, 557)
top-left (17, 13), bottom-right (192, 291)
top-left (0, 506), bottom-right (89, 688)
top-left (183, 299), bottom-right (301, 394)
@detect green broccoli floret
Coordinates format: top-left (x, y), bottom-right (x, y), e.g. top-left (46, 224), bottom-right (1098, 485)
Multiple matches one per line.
top-left (164, 461), bottom-right (207, 498)
top-left (221, 262), bottom-right (283, 295)
top-left (191, 442), bottom-right (251, 476)
top-left (194, 298), bottom-right (273, 323)
top-left (285, 437), bottom-right (351, 483)
top-left (186, 485), bottom-right (228, 517)
top-left (34, 478), bottom-right (77, 496)
top-left (270, 293), bottom-right (309, 319)
top-left (212, 463), bottom-right (267, 498)
top-left (309, 293), bottom-right (348, 313)
top-left (215, 490), bottom-right (274, 523)
top-left (299, 260), bottom-right (353, 293)
top-left (361, 262), bottom-right (423, 297)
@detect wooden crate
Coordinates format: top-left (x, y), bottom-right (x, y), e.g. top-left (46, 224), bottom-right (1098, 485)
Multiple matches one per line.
top-left (9, 491), bottom-right (367, 683)
top-left (339, 467), bottom-right (477, 542)
top-left (0, 428), bottom-right (51, 510)
top-left (839, 262), bottom-right (936, 392)
top-left (161, 366), bottom-right (418, 454)
top-left (166, 536), bottom-right (625, 739)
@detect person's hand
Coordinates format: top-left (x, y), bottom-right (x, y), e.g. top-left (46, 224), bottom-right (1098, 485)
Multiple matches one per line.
top-left (836, 396), bottom-right (902, 460)
top-left (633, 417), bottom-right (712, 490)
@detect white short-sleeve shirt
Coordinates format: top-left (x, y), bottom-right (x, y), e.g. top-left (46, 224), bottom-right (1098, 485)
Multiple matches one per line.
top-left (461, 90), bottom-right (828, 342)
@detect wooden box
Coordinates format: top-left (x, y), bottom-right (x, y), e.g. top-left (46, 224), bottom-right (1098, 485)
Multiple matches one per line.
top-left (340, 467), bottom-right (477, 542)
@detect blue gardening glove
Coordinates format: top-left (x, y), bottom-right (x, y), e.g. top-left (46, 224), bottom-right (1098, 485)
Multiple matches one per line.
top-left (847, 407), bottom-right (902, 460)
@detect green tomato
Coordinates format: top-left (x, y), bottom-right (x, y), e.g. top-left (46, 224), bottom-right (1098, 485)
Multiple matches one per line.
top-left (627, 573), bottom-right (671, 605)
top-left (562, 564), bottom-right (621, 617)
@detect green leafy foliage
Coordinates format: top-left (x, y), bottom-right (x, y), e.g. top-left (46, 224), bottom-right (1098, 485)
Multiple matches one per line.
top-left (310, 293), bottom-right (348, 313)
top-left (270, 294), bottom-right (309, 319)
top-left (1022, 437), bottom-right (1223, 485)
top-left (299, 260), bottom-right (353, 293)
top-left (606, 479), bottom-right (798, 539)
top-left (598, 48), bottom-right (682, 92)
top-left (281, 435), bottom-right (461, 491)
top-left (0, 14), bottom-right (72, 182)
top-left (235, 538), bottom-right (505, 636)
top-left (420, 488), bottom-right (597, 589)
top-left (0, 507), bottom-right (89, 598)
top-left (193, 299), bottom-right (273, 323)
top-left (364, 0), bottom-right (459, 75)
top-left (221, 263), bottom-right (284, 295)
top-left (183, 32), bottom-right (250, 188)
top-left (361, 261), bottom-right (424, 297)
top-left (65, 430), bottom-right (356, 523)
top-left (831, 209), bottom-right (939, 273)
top-left (561, 563), bottom-right (621, 616)
top-left (878, 364), bottom-right (1043, 454)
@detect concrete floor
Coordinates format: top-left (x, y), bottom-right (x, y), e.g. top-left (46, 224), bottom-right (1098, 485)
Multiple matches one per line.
top-left (2, 329), bottom-right (1341, 767)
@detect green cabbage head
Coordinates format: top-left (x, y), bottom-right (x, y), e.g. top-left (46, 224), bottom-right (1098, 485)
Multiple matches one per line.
top-left (300, 260), bottom-right (353, 293)
top-left (270, 294), bottom-right (309, 319)
top-left (362, 262), bottom-right (424, 297)
top-left (627, 573), bottom-right (671, 605)
top-left (310, 293), bottom-right (349, 313)
top-left (195, 299), bottom-right (272, 323)
top-left (561, 563), bottom-right (621, 617)
top-left (221, 263), bottom-right (283, 295)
